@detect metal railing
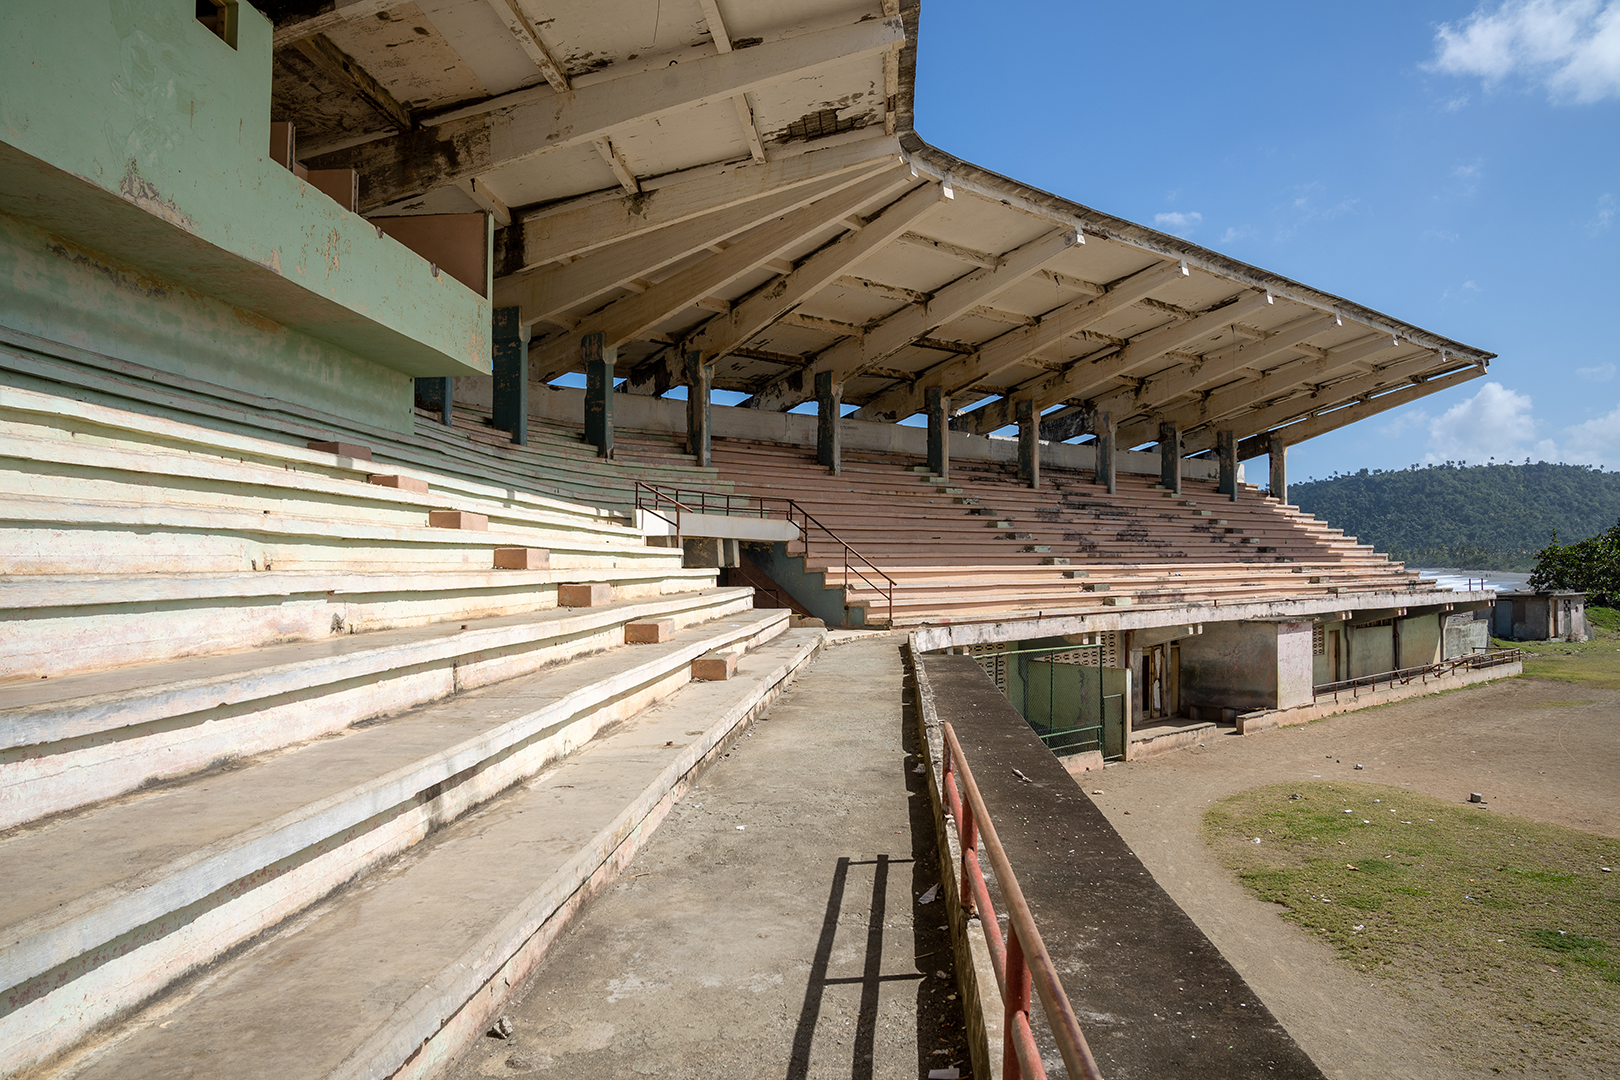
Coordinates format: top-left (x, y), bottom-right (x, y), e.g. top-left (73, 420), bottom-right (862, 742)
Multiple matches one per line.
top-left (632, 480), bottom-right (896, 626)
top-left (940, 721), bottom-right (1104, 1080)
top-left (1313, 647), bottom-right (1523, 700)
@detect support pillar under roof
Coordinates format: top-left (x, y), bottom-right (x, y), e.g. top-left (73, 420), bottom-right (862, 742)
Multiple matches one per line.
top-left (492, 307), bottom-right (528, 446)
top-left (685, 350), bottom-right (712, 468)
top-left (1159, 422), bottom-right (1181, 494)
top-left (926, 385), bottom-right (949, 478)
top-left (816, 370), bottom-right (841, 475)
top-left (1269, 435), bottom-right (1288, 503)
top-left (1217, 429), bottom-right (1238, 501)
top-left (1016, 399), bottom-right (1039, 489)
top-left (414, 377), bottom-right (453, 426)
top-left (583, 331), bottom-right (615, 459)
top-left (1095, 410), bottom-right (1117, 495)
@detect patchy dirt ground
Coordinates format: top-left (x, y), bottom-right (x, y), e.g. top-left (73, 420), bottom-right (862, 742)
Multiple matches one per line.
top-left (1087, 674), bottom-right (1620, 1080)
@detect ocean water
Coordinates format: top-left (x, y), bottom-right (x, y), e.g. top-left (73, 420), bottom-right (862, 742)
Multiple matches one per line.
top-left (1415, 568), bottom-right (1532, 593)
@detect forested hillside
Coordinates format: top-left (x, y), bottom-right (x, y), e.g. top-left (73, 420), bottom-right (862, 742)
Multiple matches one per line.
top-left (1290, 462), bottom-right (1620, 571)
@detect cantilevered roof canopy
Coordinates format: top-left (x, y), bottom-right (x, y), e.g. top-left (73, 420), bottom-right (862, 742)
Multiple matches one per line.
top-left (270, 0), bottom-right (1491, 455)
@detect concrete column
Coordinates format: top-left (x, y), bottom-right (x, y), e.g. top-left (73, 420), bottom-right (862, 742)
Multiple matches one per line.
top-left (491, 307), bottom-right (528, 445)
top-left (414, 377), bottom-right (453, 426)
top-left (1217, 429), bottom-right (1238, 501)
top-left (1016, 399), bottom-right (1039, 489)
top-left (815, 369), bottom-right (842, 474)
top-left (1095, 410), bottom-right (1117, 495)
top-left (1158, 422), bottom-right (1181, 494)
top-left (1268, 436), bottom-right (1287, 503)
top-left (684, 350), bottom-right (712, 467)
top-left (925, 385), bottom-right (949, 478)
top-left (583, 331), bottom-right (615, 459)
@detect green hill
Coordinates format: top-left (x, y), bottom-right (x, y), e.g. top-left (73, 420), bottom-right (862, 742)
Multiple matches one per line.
top-left (1290, 462), bottom-right (1620, 571)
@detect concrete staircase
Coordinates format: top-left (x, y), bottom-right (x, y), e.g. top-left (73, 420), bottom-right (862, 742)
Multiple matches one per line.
top-left (0, 388), bottom-right (823, 1079)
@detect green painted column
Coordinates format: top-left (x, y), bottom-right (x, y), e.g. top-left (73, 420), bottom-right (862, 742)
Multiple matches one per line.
top-left (926, 385), bottom-right (949, 478)
top-left (816, 370), bottom-right (842, 475)
top-left (1269, 435), bottom-right (1288, 503)
top-left (492, 307), bottom-right (528, 445)
top-left (1159, 422), bottom-right (1181, 494)
top-left (414, 377), bottom-right (453, 426)
top-left (583, 331), bottom-right (615, 459)
top-left (1217, 429), bottom-right (1238, 500)
top-left (1095, 410), bottom-right (1116, 494)
top-left (1016, 399), bottom-right (1039, 489)
top-left (685, 350), bottom-right (712, 467)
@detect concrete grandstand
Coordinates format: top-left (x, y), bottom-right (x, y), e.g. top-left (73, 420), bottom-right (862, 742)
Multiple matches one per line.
top-left (0, 1), bottom-right (1515, 1076)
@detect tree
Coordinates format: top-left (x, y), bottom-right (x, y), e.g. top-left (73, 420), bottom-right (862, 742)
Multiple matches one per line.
top-left (1528, 516), bottom-right (1620, 607)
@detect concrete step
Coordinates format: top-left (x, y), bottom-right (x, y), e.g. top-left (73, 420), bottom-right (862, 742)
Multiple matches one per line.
top-left (14, 626), bottom-right (822, 1080)
top-left (0, 340), bottom-right (728, 521)
top-left (0, 382), bottom-right (633, 535)
top-left (0, 491), bottom-right (683, 575)
top-left (0, 587), bottom-right (758, 827)
top-left (0, 565), bottom-right (720, 680)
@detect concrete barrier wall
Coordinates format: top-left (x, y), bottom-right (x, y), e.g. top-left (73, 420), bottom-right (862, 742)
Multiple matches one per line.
top-left (905, 640), bottom-right (1002, 1080)
top-left (455, 377), bottom-right (1230, 482)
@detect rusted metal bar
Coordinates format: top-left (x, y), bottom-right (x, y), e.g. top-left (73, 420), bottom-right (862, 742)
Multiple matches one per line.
top-left (940, 722), bottom-right (1105, 1080)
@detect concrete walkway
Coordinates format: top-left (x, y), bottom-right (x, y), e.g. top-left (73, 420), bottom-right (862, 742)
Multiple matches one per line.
top-left (445, 635), bottom-right (969, 1080)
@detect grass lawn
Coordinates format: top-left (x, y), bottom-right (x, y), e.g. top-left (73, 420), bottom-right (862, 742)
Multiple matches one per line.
top-left (1207, 781), bottom-right (1620, 1075)
top-left (1498, 607), bottom-right (1620, 690)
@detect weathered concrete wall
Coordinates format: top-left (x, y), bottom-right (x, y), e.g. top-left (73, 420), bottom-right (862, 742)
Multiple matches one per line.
top-left (1397, 613), bottom-right (1442, 669)
top-left (0, 211), bottom-right (414, 432)
top-left (1178, 621), bottom-right (1279, 712)
top-left (1444, 611), bottom-right (1491, 658)
top-left (508, 381), bottom-right (1229, 480)
top-left (1349, 624), bottom-right (1394, 678)
top-left (1276, 621), bottom-right (1315, 709)
top-left (0, 0), bottom-right (489, 387)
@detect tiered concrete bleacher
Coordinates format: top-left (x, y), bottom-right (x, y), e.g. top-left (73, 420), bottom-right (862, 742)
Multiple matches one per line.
top-left (699, 436), bottom-right (1439, 628)
top-left (0, 382), bottom-right (820, 1079)
top-left (0, 326), bottom-right (732, 520)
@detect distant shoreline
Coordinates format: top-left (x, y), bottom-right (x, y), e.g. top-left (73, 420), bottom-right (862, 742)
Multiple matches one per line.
top-left (1416, 568), bottom-right (1531, 592)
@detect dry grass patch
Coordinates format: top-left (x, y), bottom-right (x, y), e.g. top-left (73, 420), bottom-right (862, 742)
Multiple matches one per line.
top-left (1206, 781), bottom-right (1620, 1076)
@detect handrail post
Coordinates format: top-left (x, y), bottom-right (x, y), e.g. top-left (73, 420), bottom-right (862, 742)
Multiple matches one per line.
top-left (1005, 927), bottom-right (1033, 1080)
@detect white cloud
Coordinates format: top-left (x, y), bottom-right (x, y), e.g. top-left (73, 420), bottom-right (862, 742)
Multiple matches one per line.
top-left (1561, 402), bottom-right (1620, 466)
top-left (1577, 360), bottom-right (1617, 380)
top-left (1377, 409), bottom-right (1432, 438)
top-left (1441, 279), bottom-right (1482, 301)
top-left (1154, 211), bottom-right (1202, 236)
top-left (1425, 381), bottom-right (1541, 462)
top-left (1429, 0), bottom-right (1620, 103)
top-left (1594, 192), bottom-right (1616, 230)
top-left (1453, 160), bottom-right (1483, 178)
top-left (1220, 225), bottom-right (1254, 243)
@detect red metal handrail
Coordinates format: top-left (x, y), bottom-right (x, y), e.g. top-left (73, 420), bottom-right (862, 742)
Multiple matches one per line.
top-left (1312, 646), bottom-right (1522, 700)
top-left (632, 480), bottom-right (896, 626)
top-left (939, 721), bottom-right (1104, 1080)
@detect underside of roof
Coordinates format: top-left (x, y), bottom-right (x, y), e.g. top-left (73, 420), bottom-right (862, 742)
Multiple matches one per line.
top-left (267, 0), bottom-right (1492, 452)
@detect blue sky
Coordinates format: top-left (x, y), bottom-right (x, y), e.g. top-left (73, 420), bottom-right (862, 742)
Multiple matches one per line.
top-left (911, 0), bottom-right (1620, 480)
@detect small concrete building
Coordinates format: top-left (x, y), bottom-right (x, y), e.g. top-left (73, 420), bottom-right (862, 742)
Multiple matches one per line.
top-left (1494, 591), bottom-right (1590, 642)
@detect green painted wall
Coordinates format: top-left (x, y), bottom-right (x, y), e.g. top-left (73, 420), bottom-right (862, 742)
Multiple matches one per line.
top-left (1397, 613), bottom-right (1442, 669)
top-left (0, 0), bottom-right (490, 392)
top-left (0, 210), bottom-right (413, 431)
